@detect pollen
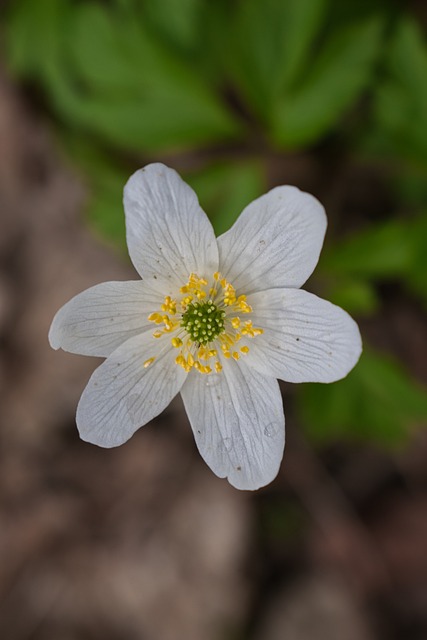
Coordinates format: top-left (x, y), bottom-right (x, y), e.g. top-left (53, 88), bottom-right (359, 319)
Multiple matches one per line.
top-left (146, 271), bottom-right (263, 375)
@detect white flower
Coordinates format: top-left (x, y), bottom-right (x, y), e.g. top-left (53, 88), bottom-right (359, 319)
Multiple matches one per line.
top-left (49, 163), bottom-right (362, 490)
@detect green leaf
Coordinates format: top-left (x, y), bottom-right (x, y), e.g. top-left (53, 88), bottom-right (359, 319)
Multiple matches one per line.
top-left (321, 214), bottom-right (427, 307)
top-left (186, 160), bottom-right (266, 235)
top-left (298, 349), bottom-right (427, 446)
top-left (374, 17), bottom-right (427, 166)
top-left (321, 218), bottom-right (416, 278)
top-left (325, 278), bottom-right (379, 315)
top-left (88, 183), bottom-right (127, 249)
top-left (142, 0), bottom-right (203, 53)
top-left (5, 0), bottom-right (240, 152)
top-left (273, 16), bottom-right (383, 148)
top-left (229, 0), bottom-right (328, 118)
top-left (64, 3), bottom-right (240, 151)
top-left (66, 2), bottom-right (145, 94)
top-left (5, 0), bottom-right (70, 81)
top-left (62, 136), bottom-right (128, 248)
top-left (321, 214), bottom-right (427, 305)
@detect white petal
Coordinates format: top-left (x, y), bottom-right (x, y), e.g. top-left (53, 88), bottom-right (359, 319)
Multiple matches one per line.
top-left (49, 281), bottom-right (163, 357)
top-left (218, 186), bottom-right (326, 293)
top-left (245, 288), bottom-right (362, 383)
top-left (76, 331), bottom-right (187, 447)
top-left (124, 163), bottom-right (219, 293)
top-left (181, 359), bottom-right (285, 490)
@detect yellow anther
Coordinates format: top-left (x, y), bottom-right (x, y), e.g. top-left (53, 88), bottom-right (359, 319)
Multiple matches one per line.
top-left (241, 321), bottom-right (254, 336)
top-left (222, 281), bottom-right (236, 306)
top-left (237, 296), bottom-right (252, 313)
top-left (181, 295), bottom-right (193, 307)
top-left (148, 313), bottom-right (163, 324)
top-left (188, 273), bottom-right (207, 287)
top-left (241, 321), bottom-right (263, 337)
top-left (162, 315), bottom-right (177, 332)
top-left (161, 296), bottom-right (177, 314)
top-left (195, 362), bottom-right (211, 374)
top-left (176, 355), bottom-right (190, 372)
top-left (147, 270), bottom-right (263, 378)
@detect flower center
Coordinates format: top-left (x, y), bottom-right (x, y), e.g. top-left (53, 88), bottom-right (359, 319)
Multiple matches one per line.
top-left (180, 300), bottom-right (225, 345)
top-left (144, 272), bottom-right (263, 375)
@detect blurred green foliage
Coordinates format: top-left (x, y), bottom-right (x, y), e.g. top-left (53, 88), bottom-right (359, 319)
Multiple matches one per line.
top-left (3, 0), bottom-right (427, 449)
top-left (299, 350), bottom-right (427, 445)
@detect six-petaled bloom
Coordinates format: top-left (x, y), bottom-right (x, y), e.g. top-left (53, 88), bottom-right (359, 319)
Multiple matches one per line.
top-left (49, 164), bottom-right (362, 490)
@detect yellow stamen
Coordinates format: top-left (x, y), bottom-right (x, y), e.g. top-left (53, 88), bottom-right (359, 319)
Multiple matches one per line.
top-left (143, 357), bottom-right (155, 368)
top-left (241, 321), bottom-right (263, 338)
top-left (161, 296), bottom-right (177, 314)
top-left (148, 313), bottom-right (163, 324)
top-left (223, 282), bottom-right (236, 306)
top-left (237, 296), bottom-right (252, 313)
top-left (146, 271), bottom-right (263, 377)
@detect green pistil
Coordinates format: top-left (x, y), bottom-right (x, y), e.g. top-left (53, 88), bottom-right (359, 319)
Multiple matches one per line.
top-left (181, 300), bottom-right (225, 345)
